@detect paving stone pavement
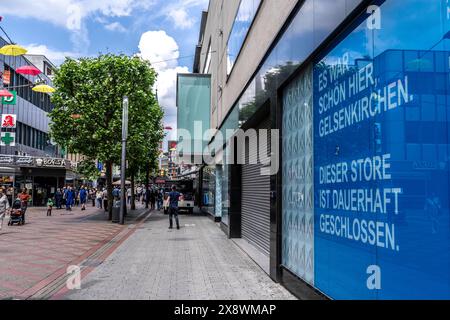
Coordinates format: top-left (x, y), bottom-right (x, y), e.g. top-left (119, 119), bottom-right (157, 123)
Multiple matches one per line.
top-left (65, 212), bottom-right (296, 300)
top-left (0, 203), bottom-right (147, 300)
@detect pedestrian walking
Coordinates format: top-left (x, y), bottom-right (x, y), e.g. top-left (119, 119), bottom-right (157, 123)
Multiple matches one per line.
top-left (62, 186), bottom-right (67, 208)
top-left (18, 188), bottom-right (30, 224)
top-left (145, 186), bottom-right (150, 209)
top-left (167, 185), bottom-right (180, 230)
top-left (79, 186), bottom-right (88, 211)
top-left (90, 188), bottom-right (96, 207)
top-left (127, 187), bottom-right (132, 205)
top-left (102, 188), bottom-right (108, 211)
top-left (137, 185), bottom-right (143, 203)
top-left (96, 189), bottom-right (103, 209)
top-left (0, 187), bottom-right (10, 232)
top-left (150, 187), bottom-right (156, 210)
top-left (55, 188), bottom-right (63, 209)
top-left (74, 189), bottom-right (80, 207)
top-left (157, 188), bottom-right (163, 211)
top-left (47, 197), bottom-right (54, 216)
top-left (65, 186), bottom-right (75, 211)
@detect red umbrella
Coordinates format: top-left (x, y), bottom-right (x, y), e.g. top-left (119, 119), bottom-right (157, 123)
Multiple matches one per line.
top-left (164, 126), bottom-right (173, 130)
top-left (0, 89), bottom-right (13, 98)
top-left (16, 65), bottom-right (41, 76)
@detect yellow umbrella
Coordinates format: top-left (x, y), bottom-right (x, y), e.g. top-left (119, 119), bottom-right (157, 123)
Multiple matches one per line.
top-left (32, 84), bottom-right (56, 93)
top-left (0, 44), bottom-right (27, 56)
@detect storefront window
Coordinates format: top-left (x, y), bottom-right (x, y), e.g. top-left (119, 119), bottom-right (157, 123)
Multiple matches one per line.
top-left (282, 65), bottom-right (314, 285)
top-left (215, 165), bottom-right (223, 219)
top-left (313, 0), bottom-right (450, 299)
top-left (202, 166), bottom-right (216, 216)
top-left (221, 164), bottom-right (230, 226)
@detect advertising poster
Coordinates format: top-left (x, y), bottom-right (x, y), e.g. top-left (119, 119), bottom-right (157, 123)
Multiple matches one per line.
top-left (313, 1), bottom-right (450, 299)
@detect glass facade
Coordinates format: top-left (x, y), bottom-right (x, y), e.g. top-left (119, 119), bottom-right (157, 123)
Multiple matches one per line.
top-left (202, 166), bottom-right (216, 216)
top-left (227, 0), bottom-right (262, 75)
top-left (215, 165), bottom-right (223, 218)
top-left (282, 65), bottom-right (314, 285)
top-left (221, 164), bottom-right (230, 226)
top-left (214, 0), bottom-right (450, 299)
top-left (312, 0), bottom-right (450, 300)
top-left (177, 74), bottom-right (211, 159)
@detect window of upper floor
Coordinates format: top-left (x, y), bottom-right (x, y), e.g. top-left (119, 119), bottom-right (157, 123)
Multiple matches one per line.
top-left (226, 0), bottom-right (262, 76)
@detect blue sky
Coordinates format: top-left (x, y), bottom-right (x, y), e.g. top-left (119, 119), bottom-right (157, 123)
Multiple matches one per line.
top-left (0, 0), bottom-right (210, 144)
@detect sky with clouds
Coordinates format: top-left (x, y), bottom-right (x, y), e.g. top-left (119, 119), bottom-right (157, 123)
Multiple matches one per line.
top-left (0, 0), bottom-right (209, 145)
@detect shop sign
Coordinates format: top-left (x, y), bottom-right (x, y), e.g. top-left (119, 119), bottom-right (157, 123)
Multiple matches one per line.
top-left (311, 4), bottom-right (450, 300)
top-left (155, 178), bottom-right (166, 184)
top-left (15, 157), bottom-right (34, 166)
top-left (1, 114), bottom-right (17, 128)
top-left (0, 156), bottom-right (14, 164)
top-left (2, 70), bottom-right (11, 85)
top-left (1, 90), bottom-right (16, 105)
top-left (0, 132), bottom-right (15, 146)
top-left (40, 158), bottom-right (67, 168)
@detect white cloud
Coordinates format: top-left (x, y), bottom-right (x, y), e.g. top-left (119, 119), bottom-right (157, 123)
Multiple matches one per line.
top-left (25, 44), bottom-right (80, 65)
top-left (138, 30), bottom-right (189, 140)
top-left (104, 22), bottom-right (127, 33)
top-left (138, 30), bottom-right (180, 73)
top-left (168, 8), bottom-right (195, 29)
top-left (1, 0), bottom-right (155, 51)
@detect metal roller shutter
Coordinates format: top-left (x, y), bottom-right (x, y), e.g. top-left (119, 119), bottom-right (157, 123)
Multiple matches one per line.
top-left (241, 117), bottom-right (271, 256)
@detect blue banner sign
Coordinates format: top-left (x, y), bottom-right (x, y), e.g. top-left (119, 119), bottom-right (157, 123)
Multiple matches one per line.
top-left (313, 0), bottom-right (450, 299)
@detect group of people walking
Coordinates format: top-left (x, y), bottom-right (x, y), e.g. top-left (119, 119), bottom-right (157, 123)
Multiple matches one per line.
top-left (0, 183), bottom-right (183, 232)
top-left (52, 185), bottom-right (90, 214)
top-left (110, 184), bottom-right (181, 230)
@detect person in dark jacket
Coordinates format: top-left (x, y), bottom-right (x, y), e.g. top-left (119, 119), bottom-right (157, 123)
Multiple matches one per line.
top-left (149, 187), bottom-right (156, 210)
top-left (55, 188), bottom-right (63, 209)
top-left (79, 186), bottom-right (88, 211)
top-left (65, 186), bottom-right (75, 211)
top-left (167, 185), bottom-right (180, 230)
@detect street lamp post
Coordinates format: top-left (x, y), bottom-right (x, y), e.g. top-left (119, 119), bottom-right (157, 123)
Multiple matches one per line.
top-left (120, 96), bottom-right (129, 225)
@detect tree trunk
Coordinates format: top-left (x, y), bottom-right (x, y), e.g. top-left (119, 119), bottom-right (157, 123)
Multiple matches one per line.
top-left (131, 173), bottom-right (136, 211)
top-left (106, 160), bottom-right (113, 220)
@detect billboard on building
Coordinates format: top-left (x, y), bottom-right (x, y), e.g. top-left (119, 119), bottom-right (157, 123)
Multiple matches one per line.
top-left (311, 0), bottom-right (450, 299)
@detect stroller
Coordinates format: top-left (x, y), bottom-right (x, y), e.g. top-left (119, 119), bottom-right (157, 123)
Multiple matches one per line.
top-left (8, 199), bottom-right (24, 226)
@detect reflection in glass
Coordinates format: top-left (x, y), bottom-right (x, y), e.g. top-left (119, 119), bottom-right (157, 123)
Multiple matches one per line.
top-left (227, 0), bottom-right (262, 75)
top-left (313, 0), bottom-right (450, 299)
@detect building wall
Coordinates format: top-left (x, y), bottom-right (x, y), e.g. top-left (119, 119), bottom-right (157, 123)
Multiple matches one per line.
top-left (1, 39), bottom-right (57, 157)
top-left (198, 0), bottom-right (298, 130)
top-left (197, 0), bottom-right (450, 300)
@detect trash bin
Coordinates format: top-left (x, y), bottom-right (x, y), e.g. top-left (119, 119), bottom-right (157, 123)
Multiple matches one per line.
top-left (112, 200), bottom-right (121, 223)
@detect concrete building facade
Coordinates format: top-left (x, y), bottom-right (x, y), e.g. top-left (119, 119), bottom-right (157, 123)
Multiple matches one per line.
top-left (185, 0), bottom-right (450, 299)
top-left (1, 36), bottom-right (75, 206)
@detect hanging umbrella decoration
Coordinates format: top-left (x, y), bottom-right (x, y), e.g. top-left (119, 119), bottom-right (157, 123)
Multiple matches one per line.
top-left (16, 65), bottom-right (41, 76)
top-left (0, 89), bottom-right (13, 98)
top-left (32, 84), bottom-right (56, 93)
top-left (0, 44), bottom-right (27, 56)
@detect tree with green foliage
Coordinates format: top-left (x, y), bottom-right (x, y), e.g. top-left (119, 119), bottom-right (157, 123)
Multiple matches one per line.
top-left (75, 158), bottom-right (101, 182)
top-left (49, 54), bottom-right (164, 219)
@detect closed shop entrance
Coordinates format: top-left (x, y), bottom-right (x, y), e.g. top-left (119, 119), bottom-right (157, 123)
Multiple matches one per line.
top-left (241, 117), bottom-right (271, 256)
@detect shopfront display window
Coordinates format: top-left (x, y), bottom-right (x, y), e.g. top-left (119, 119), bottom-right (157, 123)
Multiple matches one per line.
top-left (282, 65), bottom-right (314, 285)
top-left (312, 0), bottom-right (450, 299)
top-left (221, 164), bottom-right (230, 226)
